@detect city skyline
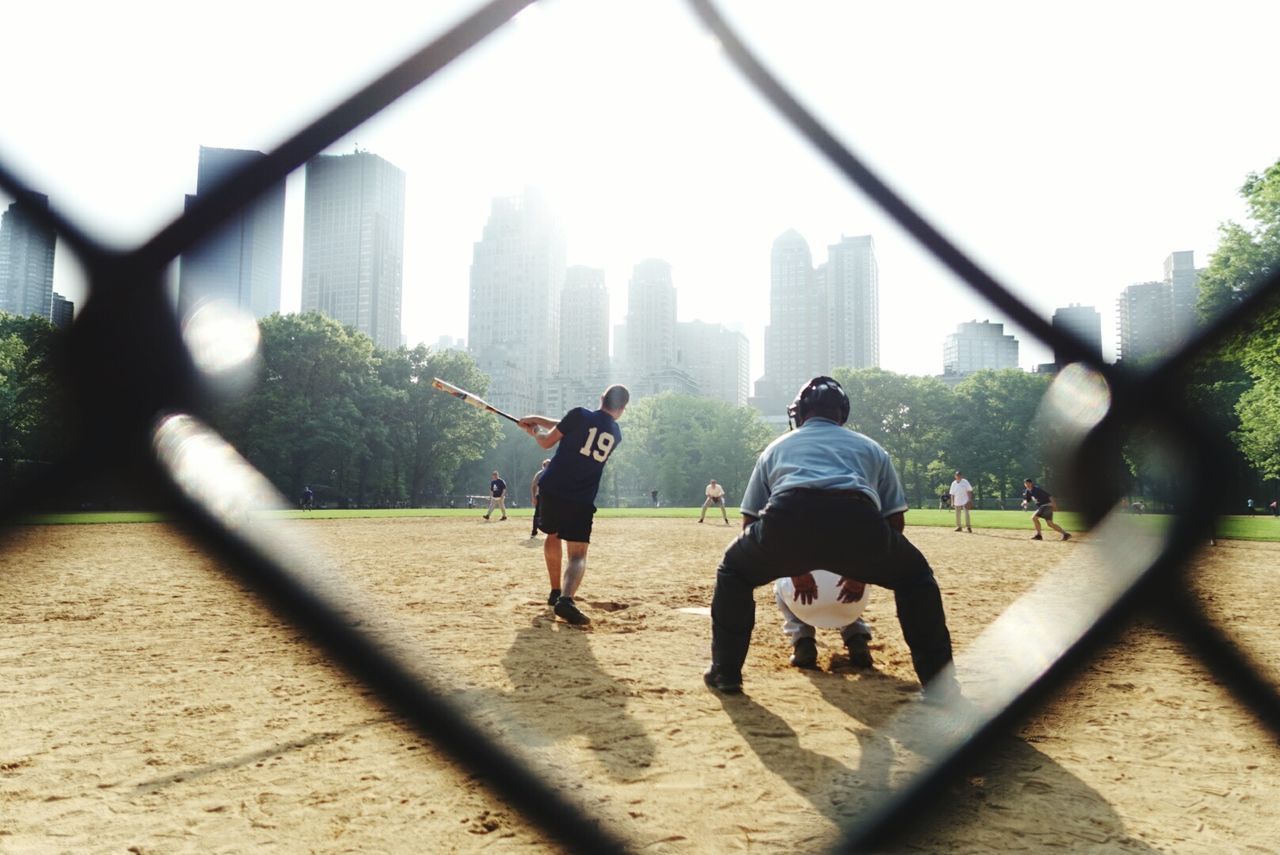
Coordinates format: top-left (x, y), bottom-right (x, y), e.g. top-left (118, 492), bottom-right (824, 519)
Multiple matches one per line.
top-left (4, 1), bottom-right (1279, 382)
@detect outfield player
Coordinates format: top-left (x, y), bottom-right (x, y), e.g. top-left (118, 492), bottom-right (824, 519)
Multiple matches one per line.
top-left (1021, 478), bottom-right (1071, 541)
top-left (703, 376), bottom-right (958, 703)
top-left (483, 471), bottom-right (508, 521)
top-left (518, 384), bottom-right (630, 626)
top-left (529, 458), bottom-right (550, 539)
top-left (949, 470), bottom-right (973, 533)
top-left (698, 479), bottom-right (731, 525)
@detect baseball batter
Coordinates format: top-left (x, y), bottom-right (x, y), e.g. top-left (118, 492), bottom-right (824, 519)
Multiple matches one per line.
top-left (518, 384), bottom-right (629, 626)
top-left (704, 376), bottom-right (959, 703)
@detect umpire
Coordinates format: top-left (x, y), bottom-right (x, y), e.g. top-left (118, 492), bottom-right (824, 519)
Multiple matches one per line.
top-left (704, 376), bottom-right (960, 703)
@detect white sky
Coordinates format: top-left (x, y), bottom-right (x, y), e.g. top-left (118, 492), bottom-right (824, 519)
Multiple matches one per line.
top-left (3, 0), bottom-right (1278, 380)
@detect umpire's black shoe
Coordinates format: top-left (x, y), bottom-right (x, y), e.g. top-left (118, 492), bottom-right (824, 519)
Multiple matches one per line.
top-left (845, 639), bottom-right (874, 670)
top-left (703, 665), bottom-right (742, 694)
top-left (547, 588), bottom-right (561, 606)
top-left (554, 596), bottom-right (590, 625)
top-left (790, 636), bottom-right (819, 669)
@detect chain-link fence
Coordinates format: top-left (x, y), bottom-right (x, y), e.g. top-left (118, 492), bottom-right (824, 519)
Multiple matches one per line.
top-left (3, 1), bottom-right (1279, 851)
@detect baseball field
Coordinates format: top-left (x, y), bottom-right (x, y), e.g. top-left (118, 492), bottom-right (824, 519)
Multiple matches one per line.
top-left (2, 515), bottom-right (1278, 852)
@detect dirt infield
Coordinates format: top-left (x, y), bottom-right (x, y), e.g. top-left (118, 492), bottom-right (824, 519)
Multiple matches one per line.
top-left (2, 517), bottom-right (1278, 852)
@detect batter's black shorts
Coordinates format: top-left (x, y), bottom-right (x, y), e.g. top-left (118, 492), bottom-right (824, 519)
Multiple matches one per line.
top-left (537, 492), bottom-right (596, 543)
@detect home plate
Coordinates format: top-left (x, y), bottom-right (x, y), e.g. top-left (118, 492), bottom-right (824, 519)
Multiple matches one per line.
top-left (676, 606), bottom-right (711, 616)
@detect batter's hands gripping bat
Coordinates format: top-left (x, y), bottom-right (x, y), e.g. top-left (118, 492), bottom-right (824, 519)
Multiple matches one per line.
top-left (430, 377), bottom-right (520, 424)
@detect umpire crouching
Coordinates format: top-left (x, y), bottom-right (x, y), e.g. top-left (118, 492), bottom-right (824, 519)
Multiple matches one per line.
top-left (705, 376), bottom-right (960, 703)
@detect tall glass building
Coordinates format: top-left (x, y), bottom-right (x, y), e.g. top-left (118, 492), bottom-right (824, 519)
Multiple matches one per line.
top-left (302, 150), bottom-right (406, 351)
top-left (178, 146), bottom-right (285, 320)
top-left (0, 193), bottom-right (56, 320)
top-left (467, 188), bottom-right (565, 414)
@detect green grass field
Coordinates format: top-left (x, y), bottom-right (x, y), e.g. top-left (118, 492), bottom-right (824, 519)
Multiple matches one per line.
top-left (11, 506), bottom-right (1280, 541)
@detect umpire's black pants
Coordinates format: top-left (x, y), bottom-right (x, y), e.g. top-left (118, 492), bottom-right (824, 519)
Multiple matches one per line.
top-left (711, 489), bottom-right (954, 686)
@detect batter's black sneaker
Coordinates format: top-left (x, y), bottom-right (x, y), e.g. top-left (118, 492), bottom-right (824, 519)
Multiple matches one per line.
top-left (547, 588), bottom-right (561, 606)
top-left (1030, 533), bottom-right (1043, 540)
top-left (554, 596), bottom-right (590, 625)
top-left (789, 637), bottom-right (819, 669)
top-left (703, 665), bottom-right (742, 694)
top-left (1061, 532), bottom-right (1072, 541)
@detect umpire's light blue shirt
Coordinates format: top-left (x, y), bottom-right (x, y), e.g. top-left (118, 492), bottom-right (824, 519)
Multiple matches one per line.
top-left (739, 417), bottom-right (908, 518)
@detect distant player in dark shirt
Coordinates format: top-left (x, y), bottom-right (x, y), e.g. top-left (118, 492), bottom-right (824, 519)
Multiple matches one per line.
top-left (1022, 478), bottom-right (1071, 541)
top-left (483, 470), bottom-right (508, 521)
top-left (518, 384), bottom-right (630, 625)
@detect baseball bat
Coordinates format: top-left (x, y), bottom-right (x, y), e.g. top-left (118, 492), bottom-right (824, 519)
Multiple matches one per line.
top-left (430, 377), bottom-right (520, 424)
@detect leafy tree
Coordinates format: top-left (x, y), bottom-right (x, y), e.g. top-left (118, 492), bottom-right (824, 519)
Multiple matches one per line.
top-left (0, 313), bottom-right (68, 487)
top-left (212, 314), bottom-right (505, 506)
top-left (211, 312), bottom-right (376, 503)
top-left (950, 370), bottom-right (1050, 502)
top-left (608, 393), bottom-right (774, 506)
top-left (1196, 158), bottom-right (1280, 480)
top-left (836, 368), bottom-right (954, 507)
top-left (379, 345), bottom-right (501, 506)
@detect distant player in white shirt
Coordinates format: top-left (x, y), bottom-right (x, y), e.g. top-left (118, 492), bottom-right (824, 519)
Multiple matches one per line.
top-left (698, 479), bottom-right (731, 525)
top-left (949, 470), bottom-right (973, 533)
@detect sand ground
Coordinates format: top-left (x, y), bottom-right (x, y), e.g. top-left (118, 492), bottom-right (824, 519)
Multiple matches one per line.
top-left (2, 517), bottom-right (1278, 853)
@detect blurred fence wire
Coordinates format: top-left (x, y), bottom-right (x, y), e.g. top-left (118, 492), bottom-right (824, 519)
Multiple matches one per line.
top-left (2, 0), bottom-right (1279, 851)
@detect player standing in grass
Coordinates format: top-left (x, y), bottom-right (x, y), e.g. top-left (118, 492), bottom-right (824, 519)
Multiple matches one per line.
top-left (529, 458), bottom-right (550, 539)
top-left (949, 470), bottom-right (973, 533)
top-left (518, 384), bottom-right (630, 626)
top-left (698, 479), bottom-right (731, 525)
top-left (703, 376), bottom-right (959, 703)
top-left (1022, 478), bottom-right (1071, 541)
top-left (483, 470), bottom-right (508, 521)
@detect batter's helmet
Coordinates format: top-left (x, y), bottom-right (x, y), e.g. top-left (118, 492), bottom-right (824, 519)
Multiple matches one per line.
top-left (788, 376), bottom-right (850, 428)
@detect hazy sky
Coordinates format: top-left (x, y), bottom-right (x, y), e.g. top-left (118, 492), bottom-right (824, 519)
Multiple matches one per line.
top-left (3, 1), bottom-right (1279, 381)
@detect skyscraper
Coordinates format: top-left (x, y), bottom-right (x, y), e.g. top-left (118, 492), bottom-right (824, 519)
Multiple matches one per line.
top-left (1116, 281), bottom-right (1173, 364)
top-left (49, 292), bottom-right (74, 330)
top-left (677, 320), bottom-right (750, 406)
top-left (825, 234), bottom-right (879, 370)
top-left (758, 230), bottom-right (825, 407)
top-left (302, 150), bottom-right (406, 351)
top-left (544, 266), bottom-right (610, 415)
top-left (558, 266), bottom-right (610, 387)
top-left (620, 258), bottom-right (696, 398)
top-left (1165, 250), bottom-right (1201, 337)
top-left (178, 146), bottom-right (285, 320)
top-left (942, 320), bottom-right (1019, 377)
top-left (0, 193), bottom-right (56, 320)
top-left (1050, 304), bottom-right (1103, 368)
top-left (467, 188), bottom-right (565, 414)
top-left (625, 259), bottom-right (678, 381)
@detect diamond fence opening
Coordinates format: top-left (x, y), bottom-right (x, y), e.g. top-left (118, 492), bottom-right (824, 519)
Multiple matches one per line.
top-left (2, 1), bottom-right (1278, 851)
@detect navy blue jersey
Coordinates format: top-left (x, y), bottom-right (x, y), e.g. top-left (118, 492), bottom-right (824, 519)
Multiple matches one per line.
top-left (538, 407), bottom-right (622, 505)
top-left (490, 478), bottom-right (507, 497)
top-left (1023, 485), bottom-right (1052, 506)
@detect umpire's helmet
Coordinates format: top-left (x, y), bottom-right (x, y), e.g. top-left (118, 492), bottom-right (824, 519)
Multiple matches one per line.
top-left (788, 376), bottom-right (850, 428)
